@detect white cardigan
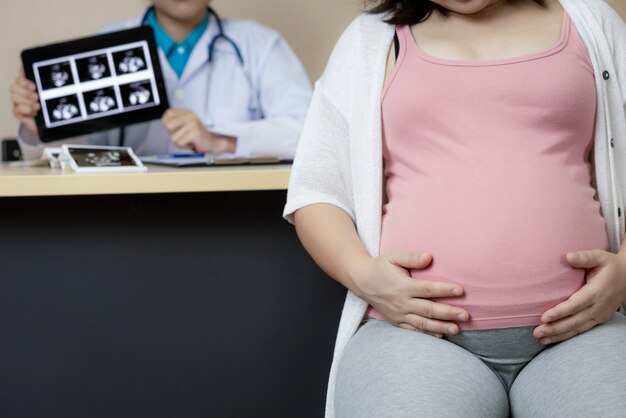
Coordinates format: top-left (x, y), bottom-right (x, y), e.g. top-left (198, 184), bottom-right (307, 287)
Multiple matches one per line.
top-left (284, 1), bottom-right (626, 416)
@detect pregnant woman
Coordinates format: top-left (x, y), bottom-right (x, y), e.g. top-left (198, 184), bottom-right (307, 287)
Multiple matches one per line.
top-left (284, 0), bottom-right (626, 416)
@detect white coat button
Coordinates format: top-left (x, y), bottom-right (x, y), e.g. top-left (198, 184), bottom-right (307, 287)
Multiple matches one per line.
top-left (174, 89), bottom-right (185, 100)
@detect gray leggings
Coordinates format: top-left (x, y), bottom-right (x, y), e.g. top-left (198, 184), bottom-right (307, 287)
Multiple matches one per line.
top-left (335, 313), bottom-right (626, 418)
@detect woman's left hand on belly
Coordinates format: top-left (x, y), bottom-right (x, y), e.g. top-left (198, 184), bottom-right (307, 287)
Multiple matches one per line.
top-left (533, 249), bottom-right (626, 345)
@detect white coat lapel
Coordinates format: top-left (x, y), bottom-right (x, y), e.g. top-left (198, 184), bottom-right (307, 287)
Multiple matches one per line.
top-left (157, 48), bottom-right (178, 86)
top-left (179, 14), bottom-right (218, 83)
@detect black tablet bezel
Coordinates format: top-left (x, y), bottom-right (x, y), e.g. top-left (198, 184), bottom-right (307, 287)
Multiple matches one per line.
top-left (21, 26), bottom-right (169, 142)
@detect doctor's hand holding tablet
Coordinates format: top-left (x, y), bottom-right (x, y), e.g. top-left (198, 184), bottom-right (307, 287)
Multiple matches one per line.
top-left (10, 67), bottom-right (39, 135)
top-left (10, 0), bottom-right (312, 161)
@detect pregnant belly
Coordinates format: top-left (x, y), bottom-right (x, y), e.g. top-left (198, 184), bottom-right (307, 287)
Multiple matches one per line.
top-left (377, 177), bottom-right (609, 331)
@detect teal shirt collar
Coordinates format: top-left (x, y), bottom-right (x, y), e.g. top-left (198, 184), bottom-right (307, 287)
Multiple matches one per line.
top-left (145, 9), bottom-right (209, 78)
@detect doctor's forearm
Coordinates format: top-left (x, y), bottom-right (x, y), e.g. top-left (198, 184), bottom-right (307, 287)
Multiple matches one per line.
top-left (214, 117), bottom-right (302, 158)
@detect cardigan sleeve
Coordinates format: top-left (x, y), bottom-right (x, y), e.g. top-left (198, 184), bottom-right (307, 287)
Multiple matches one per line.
top-left (599, 1), bottom-right (626, 112)
top-left (282, 83), bottom-right (354, 224)
top-left (282, 16), bottom-right (377, 224)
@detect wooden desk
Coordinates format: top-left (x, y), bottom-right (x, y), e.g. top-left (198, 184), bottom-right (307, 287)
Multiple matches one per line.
top-left (0, 163), bottom-right (344, 418)
top-left (0, 163), bottom-right (292, 196)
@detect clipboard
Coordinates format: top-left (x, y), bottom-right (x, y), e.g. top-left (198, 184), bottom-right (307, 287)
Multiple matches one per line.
top-left (139, 154), bottom-right (288, 167)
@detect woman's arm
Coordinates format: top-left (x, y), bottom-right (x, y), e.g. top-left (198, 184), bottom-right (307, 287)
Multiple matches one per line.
top-left (295, 203), bottom-right (469, 336)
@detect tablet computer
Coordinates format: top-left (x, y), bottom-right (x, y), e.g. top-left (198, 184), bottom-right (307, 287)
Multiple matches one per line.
top-left (21, 26), bottom-right (169, 142)
top-left (62, 144), bottom-right (147, 173)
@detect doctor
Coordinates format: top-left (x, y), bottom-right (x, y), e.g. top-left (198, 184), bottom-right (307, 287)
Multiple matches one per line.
top-left (10, 0), bottom-right (312, 160)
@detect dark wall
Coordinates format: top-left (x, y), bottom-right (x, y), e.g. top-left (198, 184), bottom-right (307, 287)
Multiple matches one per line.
top-left (0, 191), bottom-right (346, 418)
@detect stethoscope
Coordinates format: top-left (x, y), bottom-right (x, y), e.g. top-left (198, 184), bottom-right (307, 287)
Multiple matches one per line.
top-left (120, 6), bottom-right (263, 147)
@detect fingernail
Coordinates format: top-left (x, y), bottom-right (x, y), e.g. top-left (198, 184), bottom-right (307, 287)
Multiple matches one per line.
top-left (541, 338), bottom-right (551, 345)
top-left (457, 312), bottom-right (467, 320)
top-left (536, 332), bottom-right (544, 338)
top-left (452, 287), bottom-right (463, 296)
top-left (447, 326), bottom-right (457, 334)
top-left (419, 253), bottom-right (430, 263)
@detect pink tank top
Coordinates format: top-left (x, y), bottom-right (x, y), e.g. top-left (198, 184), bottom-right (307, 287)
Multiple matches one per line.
top-left (373, 12), bottom-right (609, 330)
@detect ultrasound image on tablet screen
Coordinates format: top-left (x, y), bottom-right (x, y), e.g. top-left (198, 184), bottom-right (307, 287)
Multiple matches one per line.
top-left (83, 87), bottom-right (118, 116)
top-left (76, 54), bottom-right (111, 82)
top-left (22, 26), bottom-right (169, 141)
top-left (45, 94), bottom-right (81, 123)
top-left (38, 62), bottom-right (75, 90)
top-left (119, 80), bottom-right (155, 108)
top-left (112, 47), bottom-right (147, 74)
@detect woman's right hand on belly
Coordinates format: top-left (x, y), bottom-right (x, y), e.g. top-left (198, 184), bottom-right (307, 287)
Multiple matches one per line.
top-left (293, 205), bottom-right (468, 335)
top-left (351, 251), bottom-right (469, 336)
